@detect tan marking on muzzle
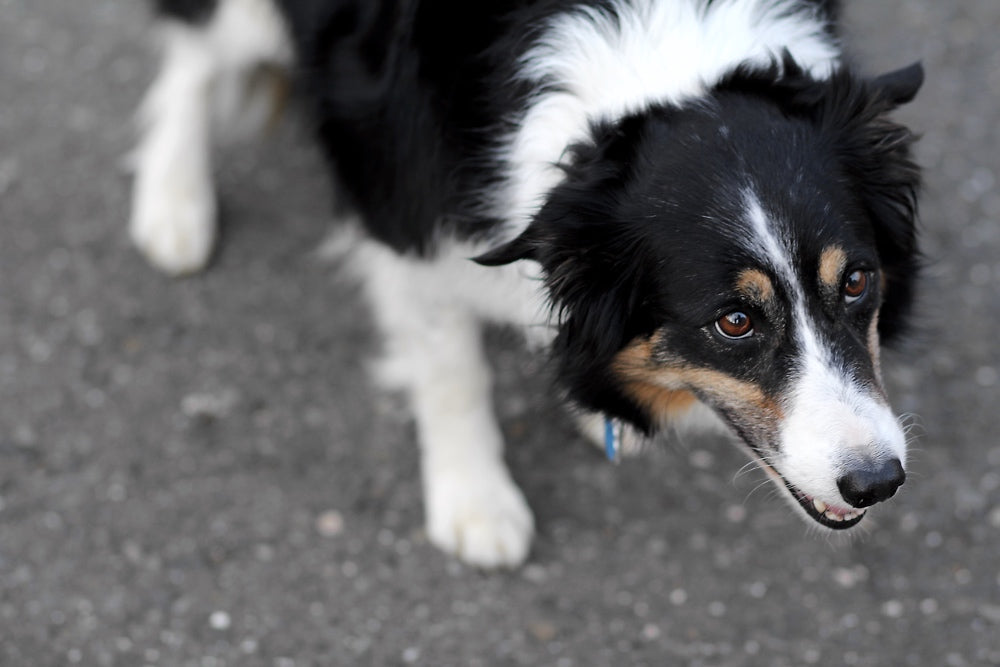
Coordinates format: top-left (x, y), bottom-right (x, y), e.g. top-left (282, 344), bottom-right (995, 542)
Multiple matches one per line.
top-left (735, 268), bottom-right (775, 304)
top-left (613, 334), bottom-right (783, 425)
top-left (612, 338), bottom-right (697, 419)
top-left (818, 245), bottom-right (847, 290)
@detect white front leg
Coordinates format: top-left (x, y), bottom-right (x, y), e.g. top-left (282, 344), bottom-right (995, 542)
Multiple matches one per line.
top-left (407, 313), bottom-right (534, 568)
top-left (358, 245), bottom-right (535, 568)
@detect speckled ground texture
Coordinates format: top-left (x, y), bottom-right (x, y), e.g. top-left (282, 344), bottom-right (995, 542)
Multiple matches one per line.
top-left (2, 1), bottom-right (999, 665)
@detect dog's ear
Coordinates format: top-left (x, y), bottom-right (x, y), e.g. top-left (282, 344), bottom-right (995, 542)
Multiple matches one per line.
top-left (504, 198), bottom-right (660, 431)
top-left (472, 229), bottom-right (539, 266)
top-left (473, 118), bottom-right (661, 429)
top-left (823, 71), bottom-right (922, 343)
top-left (476, 114), bottom-right (648, 269)
top-left (872, 61), bottom-right (924, 107)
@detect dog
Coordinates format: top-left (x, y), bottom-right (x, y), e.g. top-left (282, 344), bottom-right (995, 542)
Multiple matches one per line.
top-left (131, 0), bottom-right (922, 568)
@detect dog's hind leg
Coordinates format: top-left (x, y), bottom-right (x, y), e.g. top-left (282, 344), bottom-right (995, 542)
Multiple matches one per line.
top-left (130, 0), bottom-right (290, 274)
top-left (358, 242), bottom-right (535, 569)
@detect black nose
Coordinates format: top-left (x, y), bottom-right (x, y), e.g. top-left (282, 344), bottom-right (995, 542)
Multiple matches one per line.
top-left (837, 458), bottom-right (906, 508)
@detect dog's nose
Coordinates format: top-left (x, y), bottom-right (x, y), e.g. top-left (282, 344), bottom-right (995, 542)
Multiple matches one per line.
top-left (836, 458), bottom-right (905, 508)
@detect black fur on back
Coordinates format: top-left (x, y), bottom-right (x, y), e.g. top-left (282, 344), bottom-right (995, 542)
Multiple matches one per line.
top-left (274, 0), bottom-right (596, 255)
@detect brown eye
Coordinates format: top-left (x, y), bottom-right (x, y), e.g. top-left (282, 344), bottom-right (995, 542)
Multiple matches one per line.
top-left (716, 311), bottom-right (753, 339)
top-left (843, 270), bottom-right (868, 303)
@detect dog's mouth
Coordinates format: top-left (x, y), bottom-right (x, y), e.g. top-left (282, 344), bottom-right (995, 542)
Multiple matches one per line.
top-left (783, 480), bottom-right (866, 529)
top-left (740, 445), bottom-right (866, 530)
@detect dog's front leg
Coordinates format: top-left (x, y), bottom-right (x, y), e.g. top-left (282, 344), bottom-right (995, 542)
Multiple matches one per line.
top-left (409, 315), bottom-right (534, 568)
top-left (363, 259), bottom-right (535, 568)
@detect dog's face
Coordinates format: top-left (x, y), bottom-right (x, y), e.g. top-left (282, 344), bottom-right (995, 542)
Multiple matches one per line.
top-left (478, 63), bottom-right (922, 529)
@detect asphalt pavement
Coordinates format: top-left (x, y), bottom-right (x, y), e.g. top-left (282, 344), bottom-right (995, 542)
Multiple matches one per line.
top-left (2, 0), bottom-right (999, 665)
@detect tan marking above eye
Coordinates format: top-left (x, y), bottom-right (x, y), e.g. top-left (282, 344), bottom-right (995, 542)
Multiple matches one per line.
top-left (818, 245), bottom-right (848, 290)
top-left (735, 268), bottom-right (775, 304)
top-left (612, 334), bottom-right (784, 424)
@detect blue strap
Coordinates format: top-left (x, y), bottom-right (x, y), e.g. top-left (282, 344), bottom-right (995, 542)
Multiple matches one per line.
top-left (604, 416), bottom-right (620, 463)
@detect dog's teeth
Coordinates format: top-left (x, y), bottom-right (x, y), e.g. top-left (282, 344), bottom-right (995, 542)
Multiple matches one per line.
top-left (824, 510), bottom-right (843, 522)
top-left (813, 499), bottom-right (827, 513)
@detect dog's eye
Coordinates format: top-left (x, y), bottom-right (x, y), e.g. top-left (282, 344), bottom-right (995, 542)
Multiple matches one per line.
top-left (715, 311), bottom-right (753, 339)
top-left (843, 270), bottom-right (868, 303)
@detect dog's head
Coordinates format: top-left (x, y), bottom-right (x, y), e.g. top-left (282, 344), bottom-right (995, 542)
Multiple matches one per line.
top-left (478, 61), bottom-right (922, 529)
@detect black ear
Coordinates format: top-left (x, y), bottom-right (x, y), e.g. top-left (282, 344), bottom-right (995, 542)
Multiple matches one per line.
top-left (872, 61), bottom-right (924, 107)
top-left (823, 67), bottom-right (922, 342)
top-left (472, 231), bottom-right (538, 266)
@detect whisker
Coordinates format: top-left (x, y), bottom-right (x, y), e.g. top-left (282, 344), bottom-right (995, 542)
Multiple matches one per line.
top-left (896, 412), bottom-right (926, 438)
top-left (732, 458), bottom-right (768, 482)
top-left (743, 477), bottom-right (778, 505)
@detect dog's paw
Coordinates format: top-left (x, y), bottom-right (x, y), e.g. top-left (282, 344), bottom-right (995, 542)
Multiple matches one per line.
top-left (129, 166), bottom-right (217, 276)
top-left (424, 466), bottom-right (534, 569)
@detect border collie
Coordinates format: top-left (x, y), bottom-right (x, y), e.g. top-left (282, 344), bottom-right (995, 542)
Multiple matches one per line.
top-left (131, 0), bottom-right (922, 567)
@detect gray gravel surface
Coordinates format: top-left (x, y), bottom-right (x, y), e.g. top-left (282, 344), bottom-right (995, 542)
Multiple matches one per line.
top-left (2, 1), bottom-right (999, 665)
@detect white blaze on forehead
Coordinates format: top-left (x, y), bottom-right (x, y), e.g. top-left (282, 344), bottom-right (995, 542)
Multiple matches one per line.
top-left (742, 191), bottom-right (798, 288)
top-left (741, 193), bottom-right (906, 505)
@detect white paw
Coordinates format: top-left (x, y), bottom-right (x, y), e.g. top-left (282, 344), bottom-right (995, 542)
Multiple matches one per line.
top-left (129, 165), bottom-right (217, 276)
top-left (424, 466), bottom-right (534, 569)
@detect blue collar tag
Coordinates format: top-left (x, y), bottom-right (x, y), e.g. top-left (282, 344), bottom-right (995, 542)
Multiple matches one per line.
top-left (604, 416), bottom-right (622, 463)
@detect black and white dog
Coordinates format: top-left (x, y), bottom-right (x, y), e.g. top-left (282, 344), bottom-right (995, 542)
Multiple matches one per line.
top-left (131, 0), bottom-right (922, 567)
